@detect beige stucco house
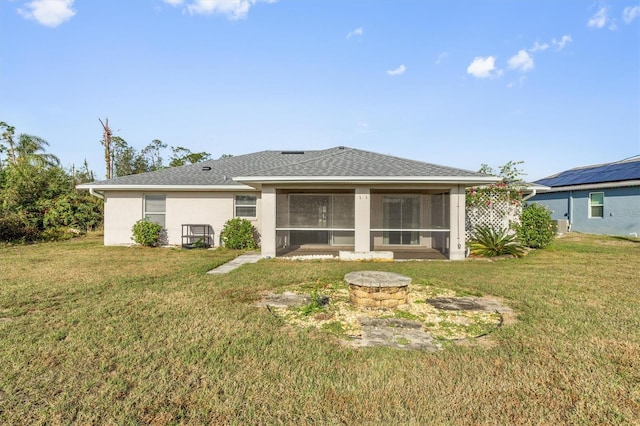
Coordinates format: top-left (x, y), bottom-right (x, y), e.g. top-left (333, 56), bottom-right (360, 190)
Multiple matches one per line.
top-left (78, 147), bottom-right (497, 260)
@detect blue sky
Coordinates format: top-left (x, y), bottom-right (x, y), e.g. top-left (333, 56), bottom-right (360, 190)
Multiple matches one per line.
top-left (1, 0), bottom-right (639, 181)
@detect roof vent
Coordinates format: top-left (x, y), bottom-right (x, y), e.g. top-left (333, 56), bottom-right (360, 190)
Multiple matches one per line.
top-left (281, 151), bottom-right (304, 155)
top-left (202, 166), bottom-right (212, 171)
top-left (338, 146), bottom-right (346, 149)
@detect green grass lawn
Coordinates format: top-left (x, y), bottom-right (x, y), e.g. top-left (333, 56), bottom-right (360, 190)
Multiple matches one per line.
top-left (1, 234), bottom-right (638, 424)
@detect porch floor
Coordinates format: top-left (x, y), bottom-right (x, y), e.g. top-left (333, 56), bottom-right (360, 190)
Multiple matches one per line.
top-left (277, 245), bottom-right (447, 260)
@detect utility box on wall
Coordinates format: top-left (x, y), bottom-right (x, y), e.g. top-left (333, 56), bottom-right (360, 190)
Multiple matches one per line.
top-left (553, 219), bottom-right (570, 234)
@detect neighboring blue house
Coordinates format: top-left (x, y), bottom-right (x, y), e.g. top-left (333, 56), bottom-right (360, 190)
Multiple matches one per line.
top-left (531, 157), bottom-right (640, 237)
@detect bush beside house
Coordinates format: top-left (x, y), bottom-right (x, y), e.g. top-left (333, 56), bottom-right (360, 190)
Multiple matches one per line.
top-left (220, 218), bottom-right (259, 250)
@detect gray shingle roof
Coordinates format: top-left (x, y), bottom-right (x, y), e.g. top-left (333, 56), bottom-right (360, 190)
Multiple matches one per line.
top-left (80, 146), bottom-right (491, 188)
top-left (239, 147), bottom-right (484, 178)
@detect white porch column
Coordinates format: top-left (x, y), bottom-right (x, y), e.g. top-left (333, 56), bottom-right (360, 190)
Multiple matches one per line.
top-left (354, 187), bottom-right (371, 252)
top-left (261, 186), bottom-right (277, 258)
top-left (449, 185), bottom-right (466, 260)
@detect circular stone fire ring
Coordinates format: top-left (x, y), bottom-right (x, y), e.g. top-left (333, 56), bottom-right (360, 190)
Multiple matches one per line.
top-left (345, 271), bottom-right (412, 309)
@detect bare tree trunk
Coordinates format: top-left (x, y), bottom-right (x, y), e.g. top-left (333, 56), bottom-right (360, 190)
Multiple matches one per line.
top-left (99, 118), bottom-right (113, 179)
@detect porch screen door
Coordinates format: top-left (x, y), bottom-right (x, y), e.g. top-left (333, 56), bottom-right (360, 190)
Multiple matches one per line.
top-left (383, 195), bottom-right (420, 245)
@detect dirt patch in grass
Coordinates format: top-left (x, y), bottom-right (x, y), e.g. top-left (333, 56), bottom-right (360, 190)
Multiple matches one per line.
top-left (257, 284), bottom-right (511, 349)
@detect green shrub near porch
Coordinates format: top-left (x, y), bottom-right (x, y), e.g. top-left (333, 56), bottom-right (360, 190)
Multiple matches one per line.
top-left (220, 217), bottom-right (259, 250)
top-left (517, 203), bottom-right (555, 248)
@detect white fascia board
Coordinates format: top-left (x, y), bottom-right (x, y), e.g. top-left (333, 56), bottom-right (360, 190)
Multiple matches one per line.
top-left (538, 180), bottom-right (640, 193)
top-left (232, 175), bottom-right (499, 186)
top-left (527, 183), bottom-right (551, 191)
top-left (75, 184), bottom-right (255, 192)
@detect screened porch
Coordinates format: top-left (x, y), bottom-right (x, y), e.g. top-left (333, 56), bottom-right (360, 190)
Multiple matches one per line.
top-left (274, 189), bottom-right (452, 259)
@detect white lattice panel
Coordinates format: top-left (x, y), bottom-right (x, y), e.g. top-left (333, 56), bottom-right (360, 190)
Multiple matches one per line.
top-left (465, 193), bottom-right (521, 241)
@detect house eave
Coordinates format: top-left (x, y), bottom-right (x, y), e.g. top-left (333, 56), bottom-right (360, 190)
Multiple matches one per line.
top-left (536, 180), bottom-right (640, 193)
top-left (75, 184), bottom-right (255, 192)
top-left (232, 175), bottom-right (499, 186)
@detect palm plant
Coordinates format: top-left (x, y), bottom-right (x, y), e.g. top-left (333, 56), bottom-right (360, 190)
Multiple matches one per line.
top-left (8, 134), bottom-right (60, 167)
top-left (468, 225), bottom-right (526, 258)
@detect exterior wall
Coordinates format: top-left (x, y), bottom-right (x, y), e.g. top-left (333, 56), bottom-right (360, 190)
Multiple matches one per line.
top-left (102, 184), bottom-right (470, 260)
top-left (103, 190), bottom-right (262, 246)
top-left (531, 186), bottom-right (640, 236)
top-left (104, 191), bottom-right (145, 245)
top-left (529, 192), bottom-right (569, 221)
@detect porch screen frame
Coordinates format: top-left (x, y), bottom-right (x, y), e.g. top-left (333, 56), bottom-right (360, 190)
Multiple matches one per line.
top-left (275, 193), bottom-right (355, 246)
top-left (370, 192), bottom-right (451, 245)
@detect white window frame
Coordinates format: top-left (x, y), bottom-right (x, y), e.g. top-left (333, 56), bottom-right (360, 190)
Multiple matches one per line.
top-left (235, 194), bottom-right (257, 219)
top-left (144, 194), bottom-right (166, 228)
top-left (589, 192), bottom-right (604, 219)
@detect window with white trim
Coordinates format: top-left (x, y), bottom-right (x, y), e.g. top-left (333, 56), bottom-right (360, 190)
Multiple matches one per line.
top-left (589, 192), bottom-right (604, 218)
top-left (144, 194), bottom-right (166, 227)
top-left (235, 194), bottom-right (257, 218)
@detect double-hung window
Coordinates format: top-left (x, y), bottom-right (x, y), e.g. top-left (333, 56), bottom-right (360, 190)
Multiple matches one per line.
top-left (589, 192), bottom-right (604, 218)
top-left (235, 194), bottom-right (257, 218)
top-left (144, 194), bottom-right (166, 227)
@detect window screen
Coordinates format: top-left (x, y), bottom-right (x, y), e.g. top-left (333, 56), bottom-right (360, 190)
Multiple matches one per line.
top-left (235, 195), bottom-right (257, 218)
top-left (589, 192), bottom-right (604, 218)
top-left (144, 194), bottom-right (166, 227)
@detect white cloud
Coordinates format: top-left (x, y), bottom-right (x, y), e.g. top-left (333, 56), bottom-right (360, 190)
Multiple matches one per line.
top-left (435, 52), bottom-right (449, 65)
top-left (552, 35), bottom-right (572, 50)
top-left (347, 27), bottom-right (363, 39)
top-left (386, 64), bottom-right (406, 76)
top-left (623, 6), bottom-right (640, 24)
top-left (529, 41), bottom-right (550, 52)
top-left (588, 7), bottom-right (608, 29)
top-left (507, 75), bottom-right (527, 89)
top-left (17, 0), bottom-right (75, 28)
top-left (466, 56), bottom-right (501, 79)
top-left (175, 0), bottom-right (276, 20)
top-left (508, 50), bottom-right (534, 72)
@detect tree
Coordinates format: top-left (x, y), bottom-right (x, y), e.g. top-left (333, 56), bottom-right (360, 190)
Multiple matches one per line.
top-left (141, 139), bottom-right (167, 171)
top-left (12, 134), bottom-right (60, 167)
top-left (111, 136), bottom-right (152, 177)
top-left (0, 121), bottom-right (103, 242)
top-left (99, 118), bottom-right (114, 179)
top-left (478, 160), bottom-right (526, 185)
top-left (169, 146), bottom-right (212, 167)
top-left (0, 123), bottom-right (59, 168)
top-left (0, 121), bottom-right (16, 168)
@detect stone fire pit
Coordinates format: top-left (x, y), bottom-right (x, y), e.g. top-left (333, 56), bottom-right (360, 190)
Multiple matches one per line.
top-left (345, 271), bottom-right (411, 309)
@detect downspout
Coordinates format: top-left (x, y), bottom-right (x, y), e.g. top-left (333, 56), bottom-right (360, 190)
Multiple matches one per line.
top-left (568, 191), bottom-right (573, 231)
top-left (89, 187), bottom-right (104, 200)
top-left (522, 189), bottom-right (537, 202)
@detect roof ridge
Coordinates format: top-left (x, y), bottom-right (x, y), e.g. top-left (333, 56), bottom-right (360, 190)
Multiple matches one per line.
top-left (344, 146), bottom-right (485, 175)
top-left (566, 156), bottom-right (640, 171)
top-left (244, 146), bottom-right (347, 175)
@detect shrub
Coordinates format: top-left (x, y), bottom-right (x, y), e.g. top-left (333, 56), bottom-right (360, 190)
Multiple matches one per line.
top-left (468, 225), bottom-right (525, 258)
top-left (0, 212), bottom-right (39, 242)
top-left (220, 218), bottom-right (258, 250)
top-left (517, 203), bottom-right (555, 248)
top-left (131, 218), bottom-right (164, 247)
top-left (40, 227), bottom-right (78, 242)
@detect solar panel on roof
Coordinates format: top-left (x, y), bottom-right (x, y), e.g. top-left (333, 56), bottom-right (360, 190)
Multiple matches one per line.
top-left (535, 159), bottom-right (640, 187)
